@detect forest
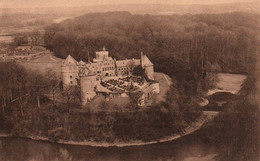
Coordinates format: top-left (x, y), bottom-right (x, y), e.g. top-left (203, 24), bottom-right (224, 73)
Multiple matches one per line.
top-left (44, 11), bottom-right (259, 120)
top-left (44, 11), bottom-right (259, 75)
top-left (0, 62), bottom-right (199, 142)
top-left (198, 71), bottom-right (259, 161)
top-left (0, 11), bottom-right (259, 145)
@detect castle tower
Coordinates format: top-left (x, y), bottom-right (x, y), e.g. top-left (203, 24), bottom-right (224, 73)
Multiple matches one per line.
top-left (93, 47), bottom-right (109, 63)
top-left (141, 52), bottom-right (154, 80)
top-left (61, 55), bottom-right (79, 87)
top-left (79, 67), bottom-right (97, 106)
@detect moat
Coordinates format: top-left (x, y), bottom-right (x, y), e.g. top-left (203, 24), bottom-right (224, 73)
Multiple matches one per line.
top-left (0, 73), bottom-right (246, 161)
top-left (0, 129), bottom-right (216, 161)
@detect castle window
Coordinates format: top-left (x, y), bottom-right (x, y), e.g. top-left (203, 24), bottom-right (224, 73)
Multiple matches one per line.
top-left (70, 76), bottom-right (72, 79)
top-left (70, 81), bottom-right (73, 84)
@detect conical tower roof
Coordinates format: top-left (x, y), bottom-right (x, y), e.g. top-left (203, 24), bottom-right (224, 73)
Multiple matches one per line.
top-left (141, 52), bottom-right (153, 67)
top-left (63, 55), bottom-right (78, 65)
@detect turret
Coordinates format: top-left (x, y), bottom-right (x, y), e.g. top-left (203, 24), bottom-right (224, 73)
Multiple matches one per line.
top-left (61, 55), bottom-right (79, 87)
top-left (79, 67), bottom-right (97, 106)
top-left (93, 47), bottom-right (109, 63)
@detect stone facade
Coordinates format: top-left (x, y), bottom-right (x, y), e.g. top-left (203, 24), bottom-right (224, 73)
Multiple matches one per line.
top-left (61, 55), bottom-right (79, 86)
top-left (79, 68), bottom-right (97, 105)
top-left (61, 48), bottom-right (158, 106)
top-left (138, 82), bottom-right (160, 106)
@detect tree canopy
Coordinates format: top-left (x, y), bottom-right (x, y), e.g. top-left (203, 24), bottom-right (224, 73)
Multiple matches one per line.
top-left (44, 11), bottom-right (259, 75)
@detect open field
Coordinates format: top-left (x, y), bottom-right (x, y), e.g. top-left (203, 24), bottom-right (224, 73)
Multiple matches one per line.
top-left (207, 73), bottom-right (247, 95)
top-left (19, 53), bottom-right (63, 78)
top-left (154, 72), bottom-right (172, 103)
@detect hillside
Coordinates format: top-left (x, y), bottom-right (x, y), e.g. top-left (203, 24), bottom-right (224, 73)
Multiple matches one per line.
top-left (45, 11), bottom-right (259, 75)
top-left (19, 53), bottom-right (63, 78)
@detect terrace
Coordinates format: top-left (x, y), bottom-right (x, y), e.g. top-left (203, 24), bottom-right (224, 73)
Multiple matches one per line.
top-left (100, 76), bottom-right (144, 93)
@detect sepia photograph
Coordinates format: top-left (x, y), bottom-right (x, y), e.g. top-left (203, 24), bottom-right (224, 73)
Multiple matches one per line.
top-left (0, 0), bottom-right (259, 160)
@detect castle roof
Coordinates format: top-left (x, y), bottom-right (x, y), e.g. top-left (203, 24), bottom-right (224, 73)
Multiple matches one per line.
top-left (142, 55), bottom-right (153, 67)
top-left (79, 66), bottom-right (96, 77)
top-left (116, 59), bottom-right (140, 67)
top-left (87, 62), bottom-right (102, 71)
top-left (78, 60), bottom-right (85, 66)
top-left (63, 55), bottom-right (78, 65)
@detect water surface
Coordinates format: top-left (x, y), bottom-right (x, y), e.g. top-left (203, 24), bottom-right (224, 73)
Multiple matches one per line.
top-left (0, 131), bottom-right (215, 161)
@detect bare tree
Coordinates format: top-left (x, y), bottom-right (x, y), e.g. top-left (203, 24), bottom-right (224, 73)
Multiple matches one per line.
top-left (14, 33), bottom-right (28, 46)
top-left (45, 68), bottom-right (59, 103)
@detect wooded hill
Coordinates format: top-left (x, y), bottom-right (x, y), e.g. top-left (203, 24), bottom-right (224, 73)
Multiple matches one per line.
top-left (44, 11), bottom-right (259, 76)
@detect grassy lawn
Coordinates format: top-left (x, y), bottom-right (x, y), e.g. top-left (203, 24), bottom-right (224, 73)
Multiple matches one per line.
top-left (154, 72), bottom-right (172, 103)
top-left (216, 73), bottom-right (246, 93)
top-left (208, 73), bottom-right (247, 95)
top-left (19, 53), bottom-right (63, 78)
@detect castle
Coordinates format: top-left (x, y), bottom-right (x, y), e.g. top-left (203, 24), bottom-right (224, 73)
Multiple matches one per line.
top-left (61, 47), bottom-right (159, 106)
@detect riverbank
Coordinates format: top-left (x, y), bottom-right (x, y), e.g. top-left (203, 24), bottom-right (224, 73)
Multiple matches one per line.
top-left (0, 111), bottom-right (217, 147)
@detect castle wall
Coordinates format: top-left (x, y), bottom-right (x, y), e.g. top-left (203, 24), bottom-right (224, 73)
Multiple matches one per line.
top-left (145, 66), bottom-right (154, 80)
top-left (61, 65), bottom-right (79, 86)
top-left (150, 83), bottom-right (160, 94)
top-left (138, 82), bottom-right (159, 106)
top-left (80, 75), bottom-right (97, 106)
top-left (100, 59), bottom-right (116, 77)
top-left (116, 66), bottom-right (130, 76)
top-left (61, 50), bottom-right (157, 107)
